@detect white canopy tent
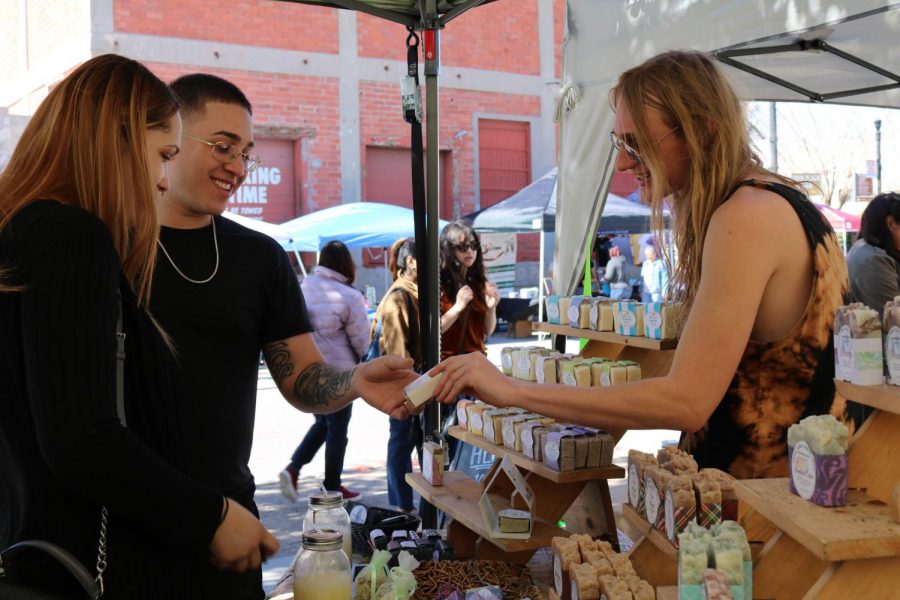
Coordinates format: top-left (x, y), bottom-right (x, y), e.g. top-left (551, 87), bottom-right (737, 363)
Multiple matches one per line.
top-left (556, 0), bottom-right (900, 296)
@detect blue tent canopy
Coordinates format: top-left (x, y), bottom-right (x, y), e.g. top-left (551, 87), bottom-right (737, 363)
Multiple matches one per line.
top-left (281, 201), bottom-right (449, 251)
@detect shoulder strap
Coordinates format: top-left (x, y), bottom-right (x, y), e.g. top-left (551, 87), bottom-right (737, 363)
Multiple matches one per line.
top-left (115, 291), bottom-right (127, 427)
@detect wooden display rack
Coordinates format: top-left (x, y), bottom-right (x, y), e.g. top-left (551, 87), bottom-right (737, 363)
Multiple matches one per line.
top-left (613, 380), bottom-right (900, 599)
top-left (406, 426), bottom-right (625, 564)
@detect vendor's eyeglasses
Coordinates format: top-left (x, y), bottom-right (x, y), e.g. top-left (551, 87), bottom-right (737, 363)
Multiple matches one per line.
top-left (609, 126), bottom-right (679, 163)
top-left (183, 133), bottom-right (262, 172)
top-left (454, 241), bottom-right (480, 252)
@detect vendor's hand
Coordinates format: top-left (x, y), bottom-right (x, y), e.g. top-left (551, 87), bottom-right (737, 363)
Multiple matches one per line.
top-left (485, 281), bottom-right (500, 310)
top-left (209, 498), bottom-right (279, 572)
top-left (431, 352), bottom-right (516, 407)
top-left (353, 355), bottom-right (419, 419)
top-left (454, 285), bottom-right (474, 311)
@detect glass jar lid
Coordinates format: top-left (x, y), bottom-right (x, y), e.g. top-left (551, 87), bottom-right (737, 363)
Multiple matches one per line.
top-left (302, 529), bottom-right (344, 551)
top-left (308, 490), bottom-right (343, 508)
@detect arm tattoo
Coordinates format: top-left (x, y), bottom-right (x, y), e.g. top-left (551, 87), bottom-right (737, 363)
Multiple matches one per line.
top-left (293, 363), bottom-right (357, 409)
top-left (263, 340), bottom-right (294, 384)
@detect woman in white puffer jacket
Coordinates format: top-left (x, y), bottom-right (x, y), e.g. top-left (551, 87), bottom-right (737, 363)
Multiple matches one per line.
top-left (278, 241), bottom-right (370, 501)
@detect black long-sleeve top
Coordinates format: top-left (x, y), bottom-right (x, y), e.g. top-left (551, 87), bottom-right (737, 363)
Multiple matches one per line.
top-left (0, 201), bottom-right (221, 598)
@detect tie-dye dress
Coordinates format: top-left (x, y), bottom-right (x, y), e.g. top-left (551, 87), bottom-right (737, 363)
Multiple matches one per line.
top-left (680, 180), bottom-right (855, 479)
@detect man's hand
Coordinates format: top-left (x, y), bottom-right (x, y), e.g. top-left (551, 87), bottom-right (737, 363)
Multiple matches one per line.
top-left (431, 352), bottom-right (517, 407)
top-left (352, 355), bottom-right (419, 419)
top-left (209, 499), bottom-right (279, 573)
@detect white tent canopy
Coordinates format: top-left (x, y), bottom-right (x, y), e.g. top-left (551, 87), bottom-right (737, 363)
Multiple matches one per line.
top-left (556, 0), bottom-right (900, 296)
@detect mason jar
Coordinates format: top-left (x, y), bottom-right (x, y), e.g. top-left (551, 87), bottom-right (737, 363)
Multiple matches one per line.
top-left (293, 530), bottom-right (351, 600)
top-left (303, 490), bottom-right (352, 559)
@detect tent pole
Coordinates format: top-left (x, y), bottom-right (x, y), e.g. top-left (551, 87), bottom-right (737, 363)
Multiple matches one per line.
top-left (292, 244), bottom-right (307, 277)
top-left (420, 0), bottom-right (442, 529)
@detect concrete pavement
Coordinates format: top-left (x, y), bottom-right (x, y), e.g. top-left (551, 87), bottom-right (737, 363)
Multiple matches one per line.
top-left (249, 330), bottom-right (678, 593)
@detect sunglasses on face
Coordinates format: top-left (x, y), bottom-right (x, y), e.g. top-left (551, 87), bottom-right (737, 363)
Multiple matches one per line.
top-left (608, 126), bottom-right (679, 163)
top-left (454, 241), bottom-right (480, 252)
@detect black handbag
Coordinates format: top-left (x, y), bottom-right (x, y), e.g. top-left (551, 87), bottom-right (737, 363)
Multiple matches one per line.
top-left (0, 300), bottom-right (127, 599)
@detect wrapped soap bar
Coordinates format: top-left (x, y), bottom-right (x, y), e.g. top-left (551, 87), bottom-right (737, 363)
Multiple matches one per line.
top-left (698, 469), bottom-right (738, 522)
top-left (558, 297), bottom-right (573, 329)
top-left (423, 441), bottom-right (444, 485)
top-left (497, 508), bottom-right (531, 534)
top-left (587, 297), bottom-right (608, 331)
top-left (501, 413), bottom-right (534, 450)
top-left (573, 432), bottom-right (590, 469)
top-left (403, 371), bottom-right (443, 410)
top-left (552, 536), bottom-right (580, 600)
top-left (546, 294), bottom-right (562, 324)
top-left (665, 475), bottom-right (696, 545)
top-left (456, 399), bottom-right (475, 430)
top-left (598, 431), bottom-right (616, 467)
top-left (545, 430), bottom-right (578, 471)
top-left (595, 299), bottom-right (615, 332)
top-left (702, 569), bottom-right (732, 600)
top-left (570, 562), bottom-right (600, 600)
top-left (644, 465), bottom-right (672, 532)
top-left (692, 477), bottom-right (722, 528)
top-left (466, 403), bottom-right (491, 436)
top-left (513, 417), bottom-right (551, 452)
top-left (884, 296), bottom-right (900, 385)
top-left (513, 348), bottom-right (536, 381)
top-left (712, 540), bottom-right (743, 588)
top-left (559, 357), bottom-right (581, 386)
top-left (614, 300), bottom-right (645, 336)
top-left (574, 362), bottom-right (593, 387)
top-left (500, 347), bottom-right (515, 375)
top-left (788, 414), bottom-right (849, 506)
top-left (536, 353), bottom-right (561, 384)
top-left (482, 408), bottom-right (513, 444)
top-left (608, 362), bottom-right (628, 385)
top-left (521, 421), bottom-right (548, 460)
top-left (627, 450), bottom-right (658, 510)
top-left (660, 449), bottom-right (699, 476)
top-left (834, 303), bottom-right (883, 385)
top-left (644, 301), bottom-right (681, 339)
top-left (568, 295), bottom-right (590, 328)
top-left (619, 360), bottom-right (642, 382)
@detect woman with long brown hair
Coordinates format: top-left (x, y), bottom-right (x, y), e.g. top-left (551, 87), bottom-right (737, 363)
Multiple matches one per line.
top-left (433, 51), bottom-right (852, 480)
top-left (0, 54), bottom-right (275, 598)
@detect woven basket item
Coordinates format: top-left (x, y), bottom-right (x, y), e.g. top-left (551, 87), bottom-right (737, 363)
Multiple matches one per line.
top-left (412, 559), bottom-right (543, 599)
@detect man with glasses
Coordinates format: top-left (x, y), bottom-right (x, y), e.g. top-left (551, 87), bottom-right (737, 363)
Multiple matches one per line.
top-left (151, 74), bottom-right (418, 599)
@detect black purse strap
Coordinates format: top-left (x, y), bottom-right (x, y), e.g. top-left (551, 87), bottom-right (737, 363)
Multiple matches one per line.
top-left (0, 296), bottom-right (126, 598)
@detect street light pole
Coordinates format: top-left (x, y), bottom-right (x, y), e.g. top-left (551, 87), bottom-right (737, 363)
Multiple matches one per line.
top-left (770, 102), bottom-right (778, 172)
top-left (875, 119), bottom-right (882, 195)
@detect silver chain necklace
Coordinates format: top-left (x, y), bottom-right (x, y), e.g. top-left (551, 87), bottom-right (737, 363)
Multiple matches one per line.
top-left (157, 218), bottom-right (219, 284)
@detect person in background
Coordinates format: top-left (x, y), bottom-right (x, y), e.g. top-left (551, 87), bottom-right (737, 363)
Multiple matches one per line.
top-left (151, 73), bottom-right (417, 599)
top-left (439, 221), bottom-right (500, 360)
top-left (279, 241), bottom-right (369, 502)
top-left (0, 54), bottom-right (274, 598)
top-left (433, 50), bottom-right (854, 481)
top-left (601, 245), bottom-right (632, 299)
top-left (640, 241), bottom-right (669, 302)
top-left (373, 238), bottom-right (421, 514)
top-left (846, 192), bottom-right (900, 318)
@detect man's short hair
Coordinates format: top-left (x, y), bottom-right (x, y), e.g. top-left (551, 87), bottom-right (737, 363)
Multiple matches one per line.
top-left (170, 73), bottom-right (253, 118)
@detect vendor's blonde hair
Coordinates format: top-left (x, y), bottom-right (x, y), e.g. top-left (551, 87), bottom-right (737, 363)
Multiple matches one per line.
top-left (610, 51), bottom-right (796, 317)
top-left (0, 54), bottom-right (179, 305)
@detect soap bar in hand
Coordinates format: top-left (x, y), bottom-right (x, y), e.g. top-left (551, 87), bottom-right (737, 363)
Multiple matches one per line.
top-left (403, 371), bottom-right (444, 410)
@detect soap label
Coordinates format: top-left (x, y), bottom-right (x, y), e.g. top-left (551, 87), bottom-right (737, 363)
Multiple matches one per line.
top-left (568, 303), bottom-right (580, 325)
top-left (547, 302), bottom-right (560, 321)
top-left (554, 554), bottom-right (563, 594)
top-left (644, 477), bottom-right (660, 523)
top-left (664, 488), bottom-right (675, 540)
top-left (501, 353), bottom-right (512, 371)
top-left (628, 464), bottom-right (640, 506)
top-left (888, 326), bottom-right (900, 384)
top-left (620, 311), bottom-right (636, 329)
top-left (590, 305), bottom-right (598, 329)
top-left (791, 441), bottom-right (816, 500)
top-left (646, 309), bottom-right (662, 330)
top-left (836, 325), bottom-right (852, 380)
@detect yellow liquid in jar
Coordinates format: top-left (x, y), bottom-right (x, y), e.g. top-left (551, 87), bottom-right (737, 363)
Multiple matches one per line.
top-left (294, 570), bottom-right (351, 600)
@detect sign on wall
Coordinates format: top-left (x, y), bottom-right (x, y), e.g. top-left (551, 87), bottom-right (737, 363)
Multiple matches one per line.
top-left (480, 232), bottom-right (517, 291)
top-left (227, 138), bottom-right (296, 223)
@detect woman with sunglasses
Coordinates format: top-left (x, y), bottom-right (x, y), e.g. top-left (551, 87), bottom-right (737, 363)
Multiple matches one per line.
top-left (438, 221), bottom-right (500, 361)
top-left (433, 51), bottom-right (854, 480)
top-left (0, 55), bottom-right (275, 598)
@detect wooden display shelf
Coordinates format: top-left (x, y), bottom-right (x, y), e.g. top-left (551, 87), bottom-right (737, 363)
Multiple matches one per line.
top-left (736, 478), bottom-right (900, 561)
top-left (835, 380), bottom-right (900, 415)
top-left (406, 471), bottom-right (568, 553)
top-left (621, 503), bottom-right (677, 560)
top-left (448, 426), bottom-right (625, 483)
top-left (533, 322), bottom-right (678, 350)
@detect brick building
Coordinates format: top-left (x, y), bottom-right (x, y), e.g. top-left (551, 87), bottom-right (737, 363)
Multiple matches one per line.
top-left (1, 0), bottom-right (634, 289)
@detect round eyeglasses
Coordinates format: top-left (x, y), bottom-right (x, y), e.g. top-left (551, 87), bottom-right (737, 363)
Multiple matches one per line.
top-left (608, 126), bottom-right (679, 163)
top-left (183, 134), bottom-right (262, 173)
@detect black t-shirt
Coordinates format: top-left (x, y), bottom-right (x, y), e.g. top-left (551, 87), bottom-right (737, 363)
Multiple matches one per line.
top-left (150, 216), bottom-right (312, 501)
top-left (0, 201), bottom-right (221, 597)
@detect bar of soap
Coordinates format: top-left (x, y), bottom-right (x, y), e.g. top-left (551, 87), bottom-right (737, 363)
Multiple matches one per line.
top-left (456, 399), bottom-right (474, 430)
top-left (403, 371), bottom-right (444, 410)
top-left (644, 301), bottom-right (681, 339)
top-left (467, 403), bottom-right (490, 436)
top-left (423, 441), bottom-right (444, 486)
top-left (834, 302), bottom-right (883, 385)
top-left (595, 300), bottom-right (615, 331)
top-left (788, 414), bottom-right (849, 506)
top-left (569, 562), bottom-right (600, 600)
top-left (574, 362), bottom-right (592, 387)
top-left (558, 297), bottom-right (573, 328)
top-left (536, 354), bottom-right (561, 384)
top-left (546, 294), bottom-right (561, 324)
top-left (568, 295), bottom-right (590, 327)
top-left (497, 508), bottom-right (531, 534)
top-left (608, 363), bottom-right (628, 385)
top-left (614, 300), bottom-right (645, 336)
top-left (883, 296), bottom-right (900, 385)
top-left (702, 569), bottom-right (732, 600)
top-left (619, 360), bottom-right (642, 382)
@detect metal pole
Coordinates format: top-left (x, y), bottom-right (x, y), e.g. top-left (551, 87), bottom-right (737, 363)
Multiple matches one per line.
top-left (769, 102), bottom-right (778, 172)
top-left (420, 0), bottom-right (442, 529)
top-left (875, 119), bottom-right (882, 195)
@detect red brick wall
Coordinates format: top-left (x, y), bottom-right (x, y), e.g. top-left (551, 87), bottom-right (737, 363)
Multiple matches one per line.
top-left (114, 0), bottom-right (339, 53)
top-left (357, 1), bottom-right (541, 75)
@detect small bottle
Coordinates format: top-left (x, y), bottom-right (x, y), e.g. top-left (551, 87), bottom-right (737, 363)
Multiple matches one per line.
top-left (293, 530), bottom-right (351, 600)
top-left (303, 491), bottom-right (352, 559)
